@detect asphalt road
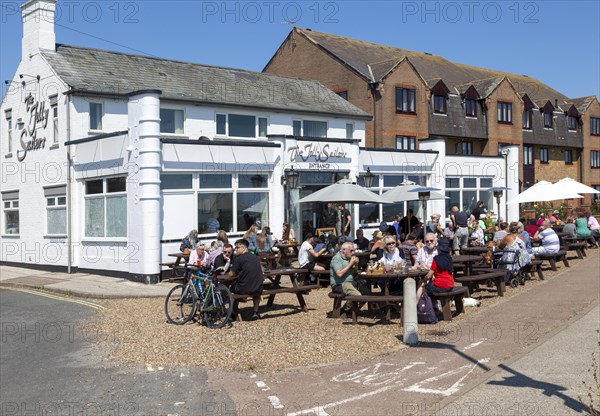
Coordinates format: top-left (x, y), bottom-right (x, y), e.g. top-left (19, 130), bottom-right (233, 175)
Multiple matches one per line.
top-left (0, 288), bottom-right (235, 416)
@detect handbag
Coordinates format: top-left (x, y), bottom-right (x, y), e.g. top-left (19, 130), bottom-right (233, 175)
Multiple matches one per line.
top-left (417, 292), bottom-right (438, 324)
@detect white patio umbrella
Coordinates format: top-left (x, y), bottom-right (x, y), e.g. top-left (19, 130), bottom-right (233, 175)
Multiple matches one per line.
top-left (297, 179), bottom-right (390, 204)
top-left (507, 180), bottom-right (583, 205)
top-left (556, 177), bottom-right (600, 195)
top-left (382, 183), bottom-right (448, 203)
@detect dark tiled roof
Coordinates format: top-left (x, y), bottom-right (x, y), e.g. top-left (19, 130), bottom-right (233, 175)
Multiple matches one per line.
top-left (42, 44), bottom-right (370, 119)
top-left (567, 96), bottom-right (597, 114)
top-left (296, 28), bottom-right (577, 102)
top-left (429, 96), bottom-right (487, 139)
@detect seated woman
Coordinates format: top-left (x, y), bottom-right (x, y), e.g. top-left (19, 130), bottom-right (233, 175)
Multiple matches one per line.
top-left (378, 235), bottom-right (405, 292)
top-left (496, 223), bottom-right (532, 276)
top-left (416, 238), bottom-right (454, 304)
top-left (575, 212), bottom-right (596, 247)
top-left (379, 236), bottom-right (405, 271)
top-left (255, 227), bottom-right (274, 254)
top-left (243, 224), bottom-right (259, 253)
top-left (470, 222), bottom-right (485, 247)
top-left (369, 230), bottom-right (385, 262)
top-left (180, 229), bottom-right (198, 253)
top-left (188, 242), bottom-right (208, 266)
top-left (562, 216), bottom-right (576, 238)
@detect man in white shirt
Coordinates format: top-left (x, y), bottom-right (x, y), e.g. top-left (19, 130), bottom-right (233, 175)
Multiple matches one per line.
top-left (532, 221), bottom-right (560, 255)
top-left (416, 233), bottom-right (438, 269)
top-left (298, 233), bottom-right (327, 283)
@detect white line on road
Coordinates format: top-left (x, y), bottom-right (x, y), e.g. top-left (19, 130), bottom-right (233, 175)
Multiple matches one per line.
top-left (267, 396), bottom-right (284, 409)
top-left (462, 340), bottom-right (484, 351)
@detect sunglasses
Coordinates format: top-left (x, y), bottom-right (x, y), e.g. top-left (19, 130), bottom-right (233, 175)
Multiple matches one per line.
top-left (223, 251), bottom-right (232, 254)
top-left (425, 240), bottom-right (435, 243)
top-left (386, 242), bottom-right (396, 246)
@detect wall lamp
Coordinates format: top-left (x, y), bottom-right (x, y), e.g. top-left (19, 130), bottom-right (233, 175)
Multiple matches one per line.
top-left (19, 74), bottom-right (40, 82)
top-left (281, 167), bottom-right (299, 189)
top-left (363, 167), bottom-right (375, 188)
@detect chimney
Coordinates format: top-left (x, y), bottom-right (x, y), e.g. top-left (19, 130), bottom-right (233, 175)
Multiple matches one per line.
top-left (21, 0), bottom-right (56, 61)
top-left (554, 99), bottom-right (558, 108)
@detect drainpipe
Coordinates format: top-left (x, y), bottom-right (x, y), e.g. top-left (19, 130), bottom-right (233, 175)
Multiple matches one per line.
top-left (369, 82), bottom-right (378, 147)
top-left (66, 93), bottom-right (72, 274)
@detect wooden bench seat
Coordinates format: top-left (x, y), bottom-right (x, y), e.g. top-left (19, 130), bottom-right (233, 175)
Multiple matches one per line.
top-left (455, 270), bottom-right (506, 297)
top-left (564, 241), bottom-right (587, 259)
top-left (344, 294), bottom-right (404, 324)
top-left (535, 250), bottom-right (569, 271)
top-left (521, 260), bottom-right (544, 280)
top-left (430, 286), bottom-right (470, 321)
top-left (328, 292), bottom-right (344, 318)
top-left (232, 285), bottom-right (319, 321)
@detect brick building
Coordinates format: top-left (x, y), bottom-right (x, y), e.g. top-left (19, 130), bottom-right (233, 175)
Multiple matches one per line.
top-left (264, 28), bottom-right (600, 204)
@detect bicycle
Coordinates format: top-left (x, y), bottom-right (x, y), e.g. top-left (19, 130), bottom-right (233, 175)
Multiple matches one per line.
top-left (164, 264), bottom-right (233, 328)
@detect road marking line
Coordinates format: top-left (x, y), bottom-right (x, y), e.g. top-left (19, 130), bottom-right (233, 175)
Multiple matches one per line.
top-left (403, 358), bottom-right (490, 396)
top-left (267, 396), bottom-right (284, 409)
top-left (0, 287), bottom-right (104, 310)
top-left (462, 340), bottom-right (484, 351)
top-left (256, 381), bottom-right (270, 391)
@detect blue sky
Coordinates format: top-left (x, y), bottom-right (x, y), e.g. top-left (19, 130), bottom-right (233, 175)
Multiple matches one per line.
top-left (1, 0), bottom-right (599, 100)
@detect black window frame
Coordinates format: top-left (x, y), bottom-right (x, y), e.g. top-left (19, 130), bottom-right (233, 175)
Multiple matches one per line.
top-left (395, 87), bottom-right (416, 114)
top-left (591, 118), bottom-right (600, 136)
top-left (567, 115), bottom-right (578, 131)
top-left (523, 145), bottom-right (533, 165)
top-left (396, 136), bottom-right (416, 150)
top-left (433, 95), bottom-right (446, 114)
top-left (564, 149), bottom-right (573, 164)
top-left (543, 111), bottom-right (553, 129)
top-left (461, 141), bottom-right (473, 155)
top-left (592, 151), bottom-right (600, 168)
top-left (465, 99), bottom-right (477, 117)
top-left (522, 110), bottom-right (532, 129)
top-left (540, 148), bottom-right (549, 164)
top-left (497, 102), bottom-right (513, 124)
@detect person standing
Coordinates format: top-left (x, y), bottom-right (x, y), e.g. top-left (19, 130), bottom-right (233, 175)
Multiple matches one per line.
top-left (330, 241), bottom-right (362, 317)
top-left (337, 202), bottom-right (352, 236)
top-left (472, 200), bottom-right (487, 221)
top-left (399, 209), bottom-right (419, 238)
top-left (321, 202), bottom-right (338, 229)
top-left (229, 239), bottom-right (263, 320)
top-left (451, 206), bottom-right (469, 253)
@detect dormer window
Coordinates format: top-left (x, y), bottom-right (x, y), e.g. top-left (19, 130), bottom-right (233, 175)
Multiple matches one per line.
top-left (522, 94), bottom-right (535, 130)
top-left (433, 95), bottom-right (446, 114)
top-left (567, 115), bottom-right (578, 131)
top-left (542, 102), bottom-right (554, 129)
top-left (431, 80), bottom-right (449, 114)
top-left (465, 99), bottom-right (477, 117)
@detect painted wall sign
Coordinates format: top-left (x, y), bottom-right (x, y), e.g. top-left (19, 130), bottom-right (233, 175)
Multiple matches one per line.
top-left (17, 93), bottom-right (49, 162)
top-left (288, 143), bottom-right (348, 166)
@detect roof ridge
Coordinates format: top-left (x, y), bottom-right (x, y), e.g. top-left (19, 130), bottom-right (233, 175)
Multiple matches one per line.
top-left (53, 43), bottom-right (330, 85)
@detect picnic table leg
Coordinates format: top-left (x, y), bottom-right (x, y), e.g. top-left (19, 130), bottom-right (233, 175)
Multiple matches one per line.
top-left (495, 277), bottom-right (505, 297)
top-left (562, 256), bottom-right (570, 268)
top-left (266, 294), bottom-right (276, 307)
top-left (351, 302), bottom-right (359, 324)
top-left (455, 295), bottom-right (465, 315)
top-left (576, 248), bottom-right (584, 260)
top-left (548, 259), bottom-right (557, 271)
top-left (332, 297), bottom-right (342, 318)
top-left (439, 298), bottom-right (452, 321)
top-left (296, 293), bottom-right (308, 312)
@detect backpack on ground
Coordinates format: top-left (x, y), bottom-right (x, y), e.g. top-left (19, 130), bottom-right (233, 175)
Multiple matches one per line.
top-left (417, 292), bottom-right (438, 324)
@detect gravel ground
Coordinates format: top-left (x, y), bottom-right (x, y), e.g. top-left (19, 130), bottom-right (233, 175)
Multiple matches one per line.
top-left (85, 250), bottom-right (597, 371)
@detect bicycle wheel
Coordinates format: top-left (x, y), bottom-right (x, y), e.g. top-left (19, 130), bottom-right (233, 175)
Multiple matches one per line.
top-left (165, 284), bottom-right (197, 325)
top-left (202, 283), bottom-right (233, 329)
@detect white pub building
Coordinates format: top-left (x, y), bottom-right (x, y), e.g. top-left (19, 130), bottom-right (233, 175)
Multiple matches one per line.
top-left (1, 0), bottom-right (517, 283)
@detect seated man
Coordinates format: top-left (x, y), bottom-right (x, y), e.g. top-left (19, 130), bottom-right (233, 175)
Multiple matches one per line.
top-left (416, 233), bottom-right (438, 269)
top-left (298, 233), bottom-right (327, 284)
top-left (493, 222), bottom-right (509, 244)
top-left (229, 239), bottom-right (263, 320)
top-left (330, 242), bottom-right (361, 318)
top-left (213, 243), bottom-right (234, 274)
top-left (532, 221), bottom-right (560, 255)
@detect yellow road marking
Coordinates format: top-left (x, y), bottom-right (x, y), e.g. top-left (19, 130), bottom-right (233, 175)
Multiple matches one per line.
top-left (0, 286), bottom-right (105, 311)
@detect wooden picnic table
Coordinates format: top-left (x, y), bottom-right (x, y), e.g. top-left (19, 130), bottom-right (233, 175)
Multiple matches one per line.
top-left (275, 241), bottom-right (300, 265)
top-left (353, 269), bottom-right (428, 322)
top-left (160, 252), bottom-right (190, 278)
top-left (452, 254), bottom-right (484, 276)
top-left (461, 246), bottom-right (492, 256)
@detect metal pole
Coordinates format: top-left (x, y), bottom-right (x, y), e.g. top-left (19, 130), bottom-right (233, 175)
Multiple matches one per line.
top-left (403, 277), bottom-right (418, 345)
